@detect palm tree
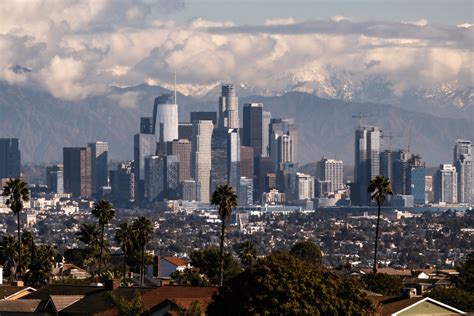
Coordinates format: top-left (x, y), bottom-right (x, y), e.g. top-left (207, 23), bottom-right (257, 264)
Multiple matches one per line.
top-left (2, 178), bottom-right (29, 278)
top-left (238, 240), bottom-right (257, 268)
top-left (132, 217), bottom-right (153, 286)
top-left (368, 175), bottom-right (393, 273)
top-left (91, 200), bottom-right (115, 278)
top-left (211, 184), bottom-right (238, 287)
top-left (115, 222), bottom-right (136, 283)
top-left (0, 235), bottom-right (18, 281)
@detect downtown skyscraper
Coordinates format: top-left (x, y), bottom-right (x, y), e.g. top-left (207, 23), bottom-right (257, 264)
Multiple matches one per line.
top-left (0, 138), bottom-right (21, 179)
top-left (352, 125), bottom-right (381, 205)
top-left (153, 94), bottom-right (179, 152)
top-left (218, 84), bottom-right (239, 129)
top-left (88, 141), bottom-right (108, 196)
top-left (63, 147), bottom-right (92, 198)
top-left (453, 139), bottom-right (472, 204)
top-left (192, 120), bottom-right (213, 202)
top-left (243, 103), bottom-right (264, 157)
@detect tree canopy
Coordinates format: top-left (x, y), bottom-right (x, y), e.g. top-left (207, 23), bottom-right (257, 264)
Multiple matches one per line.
top-left (289, 240), bottom-right (323, 266)
top-left (362, 273), bottom-right (403, 296)
top-left (190, 247), bottom-right (241, 286)
top-left (207, 252), bottom-right (374, 315)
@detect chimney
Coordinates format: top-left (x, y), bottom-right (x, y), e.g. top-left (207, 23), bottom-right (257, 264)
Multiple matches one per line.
top-left (104, 279), bottom-right (121, 291)
top-left (402, 287), bottom-right (417, 298)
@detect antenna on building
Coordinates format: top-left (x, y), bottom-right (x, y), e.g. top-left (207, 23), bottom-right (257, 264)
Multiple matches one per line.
top-left (174, 71), bottom-right (177, 104)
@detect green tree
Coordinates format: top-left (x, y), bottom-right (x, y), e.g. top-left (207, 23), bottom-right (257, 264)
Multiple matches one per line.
top-left (91, 200), bottom-right (115, 277)
top-left (208, 252), bottom-right (374, 315)
top-left (455, 252), bottom-right (474, 292)
top-left (368, 175), bottom-right (392, 273)
top-left (23, 244), bottom-right (55, 288)
top-left (110, 290), bottom-right (147, 316)
top-left (132, 216), bottom-right (153, 286)
top-left (75, 222), bottom-right (101, 271)
top-left (0, 235), bottom-right (18, 281)
top-left (237, 240), bottom-right (257, 268)
top-left (190, 247), bottom-right (241, 285)
top-left (290, 240), bottom-right (323, 266)
top-left (426, 287), bottom-right (474, 312)
top-left (362, 272), bottom-right (403, 296)
top-left (170, 268), bottom-right (210, 286)
top-left (2, 178), bottom-right (29, 278)
top-left (211, 184), bottom-right (238, 287)
top-left (115, 222), bottom-right (136, 283)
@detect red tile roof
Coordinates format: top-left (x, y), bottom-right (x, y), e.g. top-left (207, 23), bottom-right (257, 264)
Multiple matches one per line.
top-left (162, 256), bottom-right (188, 267)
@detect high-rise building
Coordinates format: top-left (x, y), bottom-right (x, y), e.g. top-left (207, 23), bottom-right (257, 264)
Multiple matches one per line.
top-left (277, 162), bottom-right (299, 200)
top-left (264, 173), bottom-right (277, 192)
top-left (227, 129), bottom-right (241, 190)
top-left (63, 147), bottom-right (92, 197)
top-left (178, 123), bottom-right (193, 141)
top-left (238, 177), bottom-right (253, 206)
top-left (255, 156), bottom-right (273, 202)
top-left (46, 164), bottom-right (64, 194)
top-left (167, 139), bottom-right (192, 182)
top-left (240, 146), bottom-right (254, 179)
top-left (88, 141), bottom-right (108, 196)
top-left (134, 133), bottom-right (156, 203)
top-left (140, 117), bottom-right (154, 134)
top-left (315, 179), bottom-right (332, 197)
top-left (211, 128), bottom-right (229, 193)
top-left (191, 112), bottom-right (217, 127)
top-left (144, 155), bottom-right (165, 202)
top-left (109, 162), bottom-right (134, 205)
top-left (353, 125), bottom-right (381, 205)
top-left (296, 173), bottom-right (315, 200)
top-left (392, 150), bottom-right (411, 195)
top-left (243, 103), bottom-right (264, 157)
top-left (165, 155), bottom-right (180, 199)
top-left (0, 138), bottom-right (21, 179)
top-left (316, 157), bottom-right (343, 193)
top-left (434, 164), bottom-right (457, 204)
top-left (181, 180), bottom-right (197, 201)
top-left (218, 84), bottom-right (239, 129)
top-left (152, 94), bottom-right (179, 146)
top-left (380, 150), bottom-right (392, 181)
top-left (410, 156), bottom-right (426, 205)
top-left (192, 120), bottom-right (213, 202)
top-left (454, 140), bottom-right (472, 204)
top-left (262, 111), bottom-right (271, 157)
top-left (269, 118), bottom-right (298, 171)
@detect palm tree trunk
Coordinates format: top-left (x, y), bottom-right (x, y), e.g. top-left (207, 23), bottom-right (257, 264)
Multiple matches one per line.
top-left (373, 203), bottom-right (381, 273)
top-left (17, 212), bottom-right (21, 279)
top-left (219, 216), bottom-right (226, 287)
top-left (123, 249), bottom-right (127, 283)
top-left (98, 224), bottom-right (104, 278)
top-left (141, 247), bottom-right (145, 286)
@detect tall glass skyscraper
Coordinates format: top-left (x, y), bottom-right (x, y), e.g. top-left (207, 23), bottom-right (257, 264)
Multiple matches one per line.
top-left (243, 103), bottom-right (263, 157)
top-left (0, 138), bottom-right (21, 179)
top-left (192, 120), bottom-right (213, 202)
top-left (153, 93), bottom-right (179, 147)
top-left (453, 139), bottom-right (472, 204)
top-left (218, 84), bottom-right (239, 129)
top-left (88, 141), bottom-right (108, 196)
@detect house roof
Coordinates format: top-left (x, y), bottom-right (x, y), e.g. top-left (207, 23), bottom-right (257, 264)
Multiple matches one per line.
top-left (162, 256), bottom-right (188, 267)
top-left (0, 285), bottom-right (36, 300)
top-left (0, 299), bottom-right (42, 312)
top-left (360, 268), bottom-right (412, 276)
top-left (378, 296), bottom-right (424, 316)
top-left (390, 297), bottom-right (466, 315)
top-left (23, 285), bottom-right (104, 300)
top-left (49, 295), bottom-right (84, 312)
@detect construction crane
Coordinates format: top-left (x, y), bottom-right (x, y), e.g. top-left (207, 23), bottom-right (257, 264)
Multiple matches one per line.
top-left (352, 113), bottom-right (366, 127)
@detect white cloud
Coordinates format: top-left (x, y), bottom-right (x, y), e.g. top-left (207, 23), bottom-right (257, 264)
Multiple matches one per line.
top-left (0, 1), bottom-right (471, 101)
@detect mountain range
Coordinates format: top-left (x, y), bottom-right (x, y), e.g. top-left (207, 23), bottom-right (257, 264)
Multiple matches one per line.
top-left (0, 81), bottom-right (473, 166)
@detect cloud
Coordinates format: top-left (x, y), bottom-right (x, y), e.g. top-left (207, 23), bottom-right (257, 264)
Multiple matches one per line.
top-left (0, 1), bottom-right (472, 101)
top-left (108, 91), bottom-right (141, 108)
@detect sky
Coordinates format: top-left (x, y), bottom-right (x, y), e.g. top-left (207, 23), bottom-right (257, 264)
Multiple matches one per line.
top-left (0, 0), bottom-right (472, 103)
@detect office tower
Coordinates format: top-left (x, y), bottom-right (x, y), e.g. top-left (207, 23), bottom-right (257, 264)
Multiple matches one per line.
top-left (192, 120), bottom-right (213, 202)
top-left (211, 128), bottom-right (229, 193)
top-left (243, 103), bottom-right (263, 157)
top-left (191, 112), bottom-right (217, 126)
top-left (434, 164), bottom-right (457, 204)
top-left (165, 155), bottom-right (180, 199)
top-left (409, 154), bottom-right (426, 205)
top-left (140, 117), bottom-right (154, 134)
top-left (0, 138), bottom-right (21, 179)
top-left (380, 150), bottom-right (392, 181)
top-left (277, 162), bottom-right (299, 200)
top-left (88, 141), bottom-right (108, 196)
top-left (109, 162), bottom-right (134, 205)
top-left (316, 157), bottom-right (343, 193)
top-left (453, 140), bottom-right (472, 204)
top-left (218, 84), bottom-right (239, 129)
top-left (144, 155), bottom-right (165, 202)
top-left (240, 146), bottom-right (254, 179)
top-left (167, 139), bottom-right (192, 181)
top-left (269, 118), bottom-right (298, 171)
top-left (181, 180), bottom-right (197, 201)
top-left (178, 123), bottom-right (193, 141)
top-left (152, 94), bottom-right (179, 145)
top-left (63, 147), bottom-right (92, 197)
top-left (238, 177), bottom-right (253, 206)
top-left (255, 156), bottom-right (273, 202)
top-left (46, 164), bottom-right (64, 194)
top-left (262, 189), bottom-right (286, 205)
top-left (262, 111), bottom-right (271, 157)
top-left (315, 179), bottom-right (332, 197)
top-left (134, 133), bottom-right (156, 203)
top-left (227, 129), bottom-right (241, 190)
top-left (264, 173), bottom-right (277, 192)
top-left (296, 173), bottom-right (315, 200)
top-left (392, 150), bottom-right (411, 195)
top-left (353, 125), bottom-right (381, 205)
